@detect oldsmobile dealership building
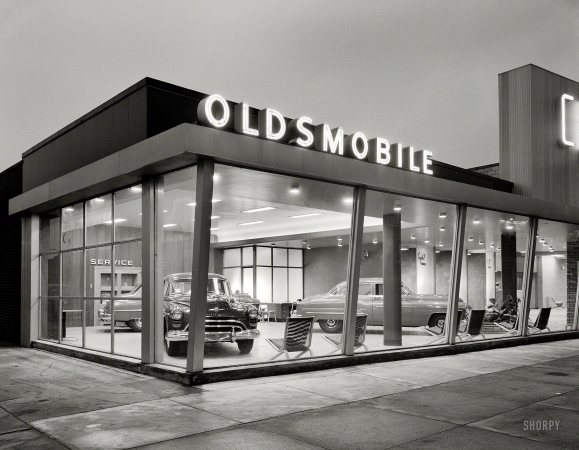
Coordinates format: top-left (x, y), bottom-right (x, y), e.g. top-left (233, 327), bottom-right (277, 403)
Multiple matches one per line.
top-left (1, 64), bottom-right (579, 383)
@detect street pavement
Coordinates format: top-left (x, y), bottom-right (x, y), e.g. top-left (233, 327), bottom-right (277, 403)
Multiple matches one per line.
top-left (1, 339), bottom-right (579, 449)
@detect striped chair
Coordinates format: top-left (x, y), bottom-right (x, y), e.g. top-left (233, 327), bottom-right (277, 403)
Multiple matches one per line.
top-left (266, 317), bottom-right (314, 360)
top-left (322, 314), bottom-right (368, 355)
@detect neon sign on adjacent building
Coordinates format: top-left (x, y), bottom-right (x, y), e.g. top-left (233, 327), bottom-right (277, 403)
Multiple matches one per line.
top-left (197, 94), bottom-right (434, 175)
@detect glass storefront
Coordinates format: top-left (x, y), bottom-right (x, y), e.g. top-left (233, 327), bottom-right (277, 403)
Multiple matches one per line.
top-left (39, 186), bottom-right (142, 358)
top-left (37, 164), bottom-right (579, 368)
top-left (533, 219), bottom-right (579, 332)
top-left (459, 208), bottom-right (530, 340)
top-left (359, 191), bottom-right (458, 349)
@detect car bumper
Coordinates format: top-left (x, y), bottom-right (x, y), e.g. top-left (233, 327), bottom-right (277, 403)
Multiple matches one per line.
top-left (98, 310), bottom-right (111, 324)
top-left (165, 328), bottom-right (260, 343)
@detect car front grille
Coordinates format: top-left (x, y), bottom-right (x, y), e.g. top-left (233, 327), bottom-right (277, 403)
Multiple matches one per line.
top-left (205, 317), bottom-right (247, 333)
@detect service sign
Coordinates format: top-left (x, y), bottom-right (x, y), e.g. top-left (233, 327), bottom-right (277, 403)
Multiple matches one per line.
top-left (197, 94), bottom-right (434, 175)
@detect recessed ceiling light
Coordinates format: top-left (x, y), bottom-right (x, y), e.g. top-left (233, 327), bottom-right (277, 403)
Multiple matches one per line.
top-left (94, 198), bottom-right (105, 203)
top-left (410, 234), bottom-right (416, 240)
top-left (479, 240), bottom-right (484, 245)
top-left (393, 205), bottom-right (402, 212)
top-left (211, 215), bottom-right (220, 219)
top-left (439, 243), bottom-right (444, 247)
top-left (238, 221), bottom-right (266, 226)
top-left (439, 212), bottom-right (446, 218)
top-left (163, 210), bottom-right (168, 213)
top-left (289, 213), bottom-right (321, 219)
top-left (163, 224), bottom-right (177, 228)
top-left (187, 199), bottom-right (221, 206)
top-left (343, 197), bottom-right (354, 203)
top-left (213, 174), bottom-right (220, 182)
top-left (210, 227), bottom-right (220, 231)
top-left (491, 243), bottom-right (495, 248)
top-left (64, 207), bottom-right (74, 212)
top-left (439, 226), bottom-right (445, 231)
top-left (242, 207), bottom-right (277, 213)
top-left (473, 218), bottom-right (480, 224)
top-left (373, 236), bottom-right (378, 244)
top-left (130, 186), bottom-right (142, 192)
top-left (424, 238), bottom-right (430, 243)
top-left (401, 247), bottom-right (409, 251)
top-left (103, 218), bottom-right (127, 224)
top-left (290, 183), bottom-right (300, 194)
top-left (468, 236), bottom-right (474, 241)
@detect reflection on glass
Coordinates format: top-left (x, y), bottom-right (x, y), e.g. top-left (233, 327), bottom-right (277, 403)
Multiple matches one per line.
top-left (114, 186), bottom-right (142, 241)
top-left (61, 298), bottom-right (83, 347)
top-left (41, 254), bottom-right (60, 298)
top-left (62, 250), bottom-right (83, 297)
top-left (460, 208), bottom-right (530, 340)
top-left (84, 299), bottom-right (111, 353)
top-left (357, 191), bottom-right (457, 350)
top-left (40, 298), bottom-right (59, 341)
top-left (61, 202), bottom-right (83, 250)
top-left (532, 219), bottom-right (579, 333)
top-left (86, 195), bottom-right (112, 247)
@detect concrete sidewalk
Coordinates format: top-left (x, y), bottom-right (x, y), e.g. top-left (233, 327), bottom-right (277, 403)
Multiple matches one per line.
top-left (1, 340), bottom-right (579, 449)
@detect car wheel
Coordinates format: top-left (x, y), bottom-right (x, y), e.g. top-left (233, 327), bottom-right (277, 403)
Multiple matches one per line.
top-left (128, 318), bottom-right (142, 332)
top-left (430, 314), bottom-right (446, 330)
top-left (237, 340), bottom-right (254, 354)
top-left (165, 339), bottom-right (184, 357)
top-left (319, 319), bottom-right (343, 333)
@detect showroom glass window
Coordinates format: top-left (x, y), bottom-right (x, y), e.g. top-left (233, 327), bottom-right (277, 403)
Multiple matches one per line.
top-left (458, 208), bottom-right (530, 340)
top-left (179, 164), bottom-right (354, 369)
top-left (532, 219), bottom-right (579, 332)
top-left (359, 191), bottom-right (458, 350)
top-left (155, 166), bottom-right (197, 367)
top-left (38, 187), bottom-right (142, 359)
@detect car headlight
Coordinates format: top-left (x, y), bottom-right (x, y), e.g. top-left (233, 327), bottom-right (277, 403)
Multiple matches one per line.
top-left (248, 308), bottom-right (258, 319)
top-left (171, 307), bottom-right (183, 320)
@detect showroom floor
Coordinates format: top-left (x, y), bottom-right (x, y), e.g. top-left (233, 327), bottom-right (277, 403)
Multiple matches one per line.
top-left (1, 338), bottom-right (579, 449)
top-left (60, 308), bottom-right (570, 369)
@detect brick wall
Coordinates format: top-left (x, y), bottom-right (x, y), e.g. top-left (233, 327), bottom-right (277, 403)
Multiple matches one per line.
top-left (0, 162), bottom-right (23, 344)
top-left (567, 242), bottom-right (579, 327)
top-left (470, 163), bottom-right (500, 178)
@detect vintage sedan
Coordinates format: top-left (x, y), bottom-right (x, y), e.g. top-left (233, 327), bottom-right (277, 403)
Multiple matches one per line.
top-left (98, 273), bottom-right (260, 356)
top-left (294, 278), bottom-right (465, 333)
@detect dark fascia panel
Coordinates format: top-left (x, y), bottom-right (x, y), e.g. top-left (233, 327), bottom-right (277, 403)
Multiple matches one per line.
top-left (20, 77), bottom-right (511, 193)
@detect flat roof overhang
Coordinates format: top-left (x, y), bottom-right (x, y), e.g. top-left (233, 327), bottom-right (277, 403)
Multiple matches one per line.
top-left (9, 123), bottom-right (579, 225)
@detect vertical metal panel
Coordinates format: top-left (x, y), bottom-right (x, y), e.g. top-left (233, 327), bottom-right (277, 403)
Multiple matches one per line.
top-left (343, 186), bottom-right (366, 355)
top-left (186, 159), bottom-right (214, 373)
top-left (154, 178), bottom-right (165, 362)
top-left (446, 204), bottom-right (467, 344)
top-left (520, 217), bottom-right (538, 336)
top-left (141, 177), bottom-right (155, 363)
top-left (20, 215), bottom-right (40, 346)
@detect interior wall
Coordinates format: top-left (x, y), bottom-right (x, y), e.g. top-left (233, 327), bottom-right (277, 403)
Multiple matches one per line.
top-left (466, 253), bottom-right (486, 308)
top-left (541, 255), bottom-right (567, 308)
top-left (435, 250), bottom-right (452, 296)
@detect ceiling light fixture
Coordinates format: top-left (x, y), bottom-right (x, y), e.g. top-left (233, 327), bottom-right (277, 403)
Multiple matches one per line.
top-left (439, 226), bottom-right (445, 231)
top-left (63, 207), bottom-right (74, 212)
top-left (103, 218), bottom-right (127, 224)
top-left (187, 199), bottom-right (221, 206)
top-left (211, 215), bottom-right (220, 219)
top-left (210, 227), bottom-right (220, 231)
top-left (290, 183), bottom-right (300, 194)
top-left (411, 234), bottom-right (416, 240)
top-left (473, 218), bottom-right (480, 224)
top-left (238, 221), bottom-right (266, 226)
top-left (343, 197), bottom-right (354, 204)
top-left (439, 212), bottom-right (447, 218)
top-left (242, 207), bottom-right (277, 213)
top-left (94, 198), bottom-right (105, 203)
top-left (163, 224), bottom-right (177, 228)
top-left (130, 186), bottom-right (142, 192)
top-left (393, 204), bottom-right (402, 212)
top-left (401, 247), bottom-right (409, 251)
top-left (468, 236), bottom-right (474, 241)
top-left (289, 213), bottom-right (321, 219)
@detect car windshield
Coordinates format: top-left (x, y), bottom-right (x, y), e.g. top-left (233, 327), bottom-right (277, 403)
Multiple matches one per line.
top-left (171, 280), bottom-right (191, 295)
top-left (129, 284), bottom-right (142, 295)
top-left (207, 278), bottom-right (231, 296)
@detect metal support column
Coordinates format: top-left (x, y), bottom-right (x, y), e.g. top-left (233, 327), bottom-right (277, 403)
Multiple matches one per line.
top-left (342, 186), bottom-right (366, 355)
top-left (141, 177), bottom-right (155, 363)
top-left (186, 159), bottom-right (215, 373)
top-left (520, 217), bottom-right (538, 336)
top-left (21, 215), bottom-right (40, 346)
top-left (446, 204), bottom-right (467, 344)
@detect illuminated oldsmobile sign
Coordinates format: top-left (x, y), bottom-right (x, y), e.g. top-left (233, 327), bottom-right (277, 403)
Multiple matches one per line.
top-left (197, 94), bottom-right (434, 175)
top-left (560, 94), bottom-right (578, 148)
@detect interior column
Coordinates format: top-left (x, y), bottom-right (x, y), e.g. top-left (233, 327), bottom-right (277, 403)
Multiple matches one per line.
top-left (485, 251), bottom-right (496, 307)
top-left (501, 232), bottom-right (517, 304)
top-left (383, 213), bottom-right (402, 346)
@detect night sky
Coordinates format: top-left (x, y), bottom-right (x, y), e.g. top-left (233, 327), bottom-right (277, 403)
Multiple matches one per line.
top-left (1, 0), bottom-right (578, 172)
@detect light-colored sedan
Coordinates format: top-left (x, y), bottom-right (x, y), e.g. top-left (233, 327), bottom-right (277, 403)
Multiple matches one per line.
top-left (294, 278), bottom-right (465, 333)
